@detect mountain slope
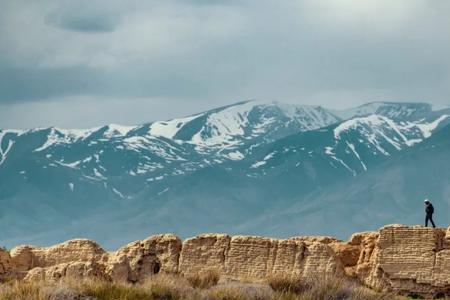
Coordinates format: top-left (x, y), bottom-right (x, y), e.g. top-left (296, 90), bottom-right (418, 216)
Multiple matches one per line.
top-left (242, 123), bottom-right (450, 239)
top-left (332, 101), bottom-right (439, 120)
top-left (0, 100), bottom-right (449, 248)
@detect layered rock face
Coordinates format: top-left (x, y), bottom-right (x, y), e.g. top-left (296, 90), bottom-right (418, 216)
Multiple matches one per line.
top-left (357, 225), bottom-right (450, 296)
top-left (179, 234), bottom-right (343, 280)
top-left (1, 225), bottom-right (450, 297)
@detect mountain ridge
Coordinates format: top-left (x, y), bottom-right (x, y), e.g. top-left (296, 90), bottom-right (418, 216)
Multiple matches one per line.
top-left (0, 100), bottom-right (449, 249)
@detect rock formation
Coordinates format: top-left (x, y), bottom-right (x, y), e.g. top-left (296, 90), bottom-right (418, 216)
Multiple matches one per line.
top-left (179, 234), bottom-right (343, 281)
top-left (1, 224), bottom-right (450, 297)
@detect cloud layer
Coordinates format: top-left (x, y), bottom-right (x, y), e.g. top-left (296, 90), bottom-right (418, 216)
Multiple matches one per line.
top-left (1, 0), bottom-right (449, 128)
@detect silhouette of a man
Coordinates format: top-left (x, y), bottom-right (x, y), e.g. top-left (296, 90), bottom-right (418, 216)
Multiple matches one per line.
top-left (424, 199), bottom-right (436, 228)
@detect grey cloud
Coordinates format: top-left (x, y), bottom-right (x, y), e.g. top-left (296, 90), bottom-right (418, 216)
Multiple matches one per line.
top-left (44, 0), bottom-right (125, 33)
top-left (181, 0), bottom-right (241, 6)
top-left (46, 13), bottom-right (117, 33)
top-left (0, 0), bottom-right (449, 127)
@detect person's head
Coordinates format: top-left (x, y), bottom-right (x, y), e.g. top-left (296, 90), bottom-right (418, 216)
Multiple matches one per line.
top-left (424, 199), bottom-right (431, 205)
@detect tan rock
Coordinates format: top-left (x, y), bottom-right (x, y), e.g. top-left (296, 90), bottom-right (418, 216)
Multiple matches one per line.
top-left (350, 231), bottom-right (379, 279)
top-left (180, 234), bottom-right (344, 281)
top-left (10, 239), bottom-right (106, 272)
top-left (281, 239), bottom-right (344, 279)
top-left (8, 224), bottom-right (450, 297)
top-left (107, 234), bottom-right (181, 283)
top-left (329, 242), bottom-right (360, 271)
top-left (9, 245), bottom-right (35, 273)
top-left (224, 235), bottom-right (277, 280)
top-left (0, 247), bottom-right (11, 277)
top-left (30, 239), bottom-right (106, 268)
top-left (290, 236), bottom-right (341, 244)
top-left (24, 261), bottom-right (107, 282)
top-left (357, 225), bottom-right (449, 297)
top-left (179, 234), bottom-right (230, 274)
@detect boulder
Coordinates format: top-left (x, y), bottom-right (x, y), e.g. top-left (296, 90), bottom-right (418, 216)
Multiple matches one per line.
top-left (107, 234), bottom-right (181, 283)
top-left (24, 261), bottom-right (107, 282)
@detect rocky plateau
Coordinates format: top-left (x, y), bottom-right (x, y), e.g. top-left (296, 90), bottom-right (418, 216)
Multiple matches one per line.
top-left (1, 224), bottom-right (450, 298)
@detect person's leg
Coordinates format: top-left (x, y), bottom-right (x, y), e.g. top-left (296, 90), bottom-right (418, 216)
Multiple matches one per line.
top-left (425, 215), bottom-right (429, 227)
top-left (430, 215), bottom-right (436, 228)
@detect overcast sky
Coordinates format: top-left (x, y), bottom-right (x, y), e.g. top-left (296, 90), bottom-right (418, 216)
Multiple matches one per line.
top-left (1, 0), bottom-right (449, 129)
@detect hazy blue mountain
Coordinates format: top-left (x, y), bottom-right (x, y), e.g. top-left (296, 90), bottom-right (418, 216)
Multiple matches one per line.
top-left (242, 123), bottom-right (450, 239)
top-left (0, 100), bottom-right (448, 248)
top-left (332, 101), bottom-right (445, 120)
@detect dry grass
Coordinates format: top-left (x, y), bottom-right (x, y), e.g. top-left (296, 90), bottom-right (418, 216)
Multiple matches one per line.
top-left (0, 281), bottom-right (45, 300)
top-left (207, 282), bottom-right (273, 300)
top-left (185, 269), bottom-right (220, 289)
top-left (80, 281), bottom-right (155, 300)
top-left (267, 274), bottom-right (402, 300)
top-left (0, 274), bottom-right (195, 300)
top-left (0, 273), bottom-right (411, 300)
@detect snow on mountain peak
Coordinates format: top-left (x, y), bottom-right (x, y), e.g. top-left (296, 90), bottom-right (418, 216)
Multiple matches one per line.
top-left (333, 113), bottom-right (449, 154)
top-left (333, 102), bottom-right (431, 120)
top-left (333, 115), bottom-right (391, 140)
top-left (148, 114), bottom-right (201, 140)
top-left (0, 130), bottom-right (21, 166)
top-left (413, 115), bottom-right (449, 138)
top-left (32, 126), bottom-right (104, 152)
top-left (34, 124), bottom-right (138, 152)
top-left (103, 124), bottom-right (136, 138)
top-left (431, 104), bottom-right (450, 111)
top-left (169, 100), bottom-right (341, 150)
top-left (1, 100), bottom-right (445, 167)
top-left (145, 100), bottom-right (339, 150)
top-left (191, 100), bottom-right (258, 147)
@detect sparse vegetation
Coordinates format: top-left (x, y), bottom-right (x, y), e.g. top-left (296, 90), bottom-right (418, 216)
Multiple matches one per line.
top-left (185, 268), bottom-right (220, 289)
top-left (267, 274), bottom-right (403, 300)
top-left (0, 273), bottom-right (412, 300)
top-left (267, 275), bottom-right (311, 294)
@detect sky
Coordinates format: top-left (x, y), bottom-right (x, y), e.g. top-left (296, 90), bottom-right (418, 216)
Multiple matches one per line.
top-left (0, 0), bottom-right (449, 129)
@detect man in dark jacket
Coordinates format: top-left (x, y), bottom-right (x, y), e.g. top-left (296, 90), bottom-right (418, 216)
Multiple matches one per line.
top-left (424, 199), bottom-right (436, 228)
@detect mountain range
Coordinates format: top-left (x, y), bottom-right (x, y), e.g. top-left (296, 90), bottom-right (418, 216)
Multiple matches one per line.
top-left (1, 100), bottom-right (449, 249)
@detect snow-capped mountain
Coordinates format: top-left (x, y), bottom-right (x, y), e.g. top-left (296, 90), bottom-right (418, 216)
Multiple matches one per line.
top-left (0, 100), bottom-right (449, 248)
top-left (247, 112), bottom-right (448, 177)
top-left (147, 100), bottom-right (341, 156)
top-left (332, 101), bottom-right (438, 120)
top-left (244, 123), bottom-right (450, 239)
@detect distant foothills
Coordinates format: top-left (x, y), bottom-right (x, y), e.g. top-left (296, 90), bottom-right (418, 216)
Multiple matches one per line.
top-left (0, 100), bottom-right (449, 249)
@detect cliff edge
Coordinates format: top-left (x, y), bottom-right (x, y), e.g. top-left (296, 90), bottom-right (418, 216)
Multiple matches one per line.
top-left (1, 225), bottom-right (449, 297)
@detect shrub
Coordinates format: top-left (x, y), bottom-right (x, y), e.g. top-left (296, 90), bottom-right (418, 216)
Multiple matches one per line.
top-left (0, 273), bottom-right (404, 300)
top-left (41, 283), bottom-right (79, 300)
top-left (147, 284), bottom-right (181, 300)
top-left (206, 287), bottom-right (246, 300)
top-left (268, 275), bottom-right (403, 300)
top-left (305, 276), bottom-right (347, 299)
top-left (145, 273), bottom-right (197, 299)
top-left (80, 281), bottom-right (154, 300)
top-left (208, 282), bottom-right (273, 300)
top-left (185, 269), bottom-right (220, 289)
top-left (267, 275), bottom-right (311, 294)
top-left (0, 280), bottom-right (45, 300)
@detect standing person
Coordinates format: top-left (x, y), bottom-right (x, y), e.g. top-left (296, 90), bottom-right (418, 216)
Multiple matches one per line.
top-left (424, 199), bottom-right (436, 228)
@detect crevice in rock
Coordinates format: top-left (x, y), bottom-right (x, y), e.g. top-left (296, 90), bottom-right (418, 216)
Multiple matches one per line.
top-left (222, 237), bottom-right (231, 273)
top-left (267, 240), bottom-right (278, 275)
top-left (153, 260), bottom-right (161, 274)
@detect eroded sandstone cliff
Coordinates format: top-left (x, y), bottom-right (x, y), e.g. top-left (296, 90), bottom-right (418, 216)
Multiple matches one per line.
top-left (1, 225), bottom-right (449, 297)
